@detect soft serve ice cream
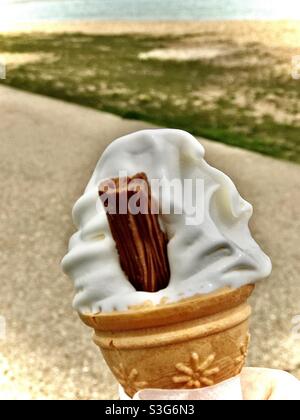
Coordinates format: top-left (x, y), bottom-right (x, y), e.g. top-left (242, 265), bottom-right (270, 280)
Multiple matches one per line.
top-left (62, 129), bottom-right (271, 314)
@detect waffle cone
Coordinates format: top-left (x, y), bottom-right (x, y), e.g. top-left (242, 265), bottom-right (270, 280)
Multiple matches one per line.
top-left (80, 285), bottom-right (254, 398)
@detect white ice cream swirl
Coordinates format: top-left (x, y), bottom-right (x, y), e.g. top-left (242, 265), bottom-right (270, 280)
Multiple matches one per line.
top-left (62, 129), bottom-right (272, 314)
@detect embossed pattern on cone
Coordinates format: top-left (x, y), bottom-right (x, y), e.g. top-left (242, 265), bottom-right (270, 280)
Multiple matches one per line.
top-left (82, 285), bottom-right (254, 397)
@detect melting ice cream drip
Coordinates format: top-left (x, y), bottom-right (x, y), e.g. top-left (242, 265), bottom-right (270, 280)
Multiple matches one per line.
top-left (62, 129), bottom-right (272, 314)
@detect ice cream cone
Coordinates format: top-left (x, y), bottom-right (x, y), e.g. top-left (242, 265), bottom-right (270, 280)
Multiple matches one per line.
top-left (80, 284), bottom-right (254, 398)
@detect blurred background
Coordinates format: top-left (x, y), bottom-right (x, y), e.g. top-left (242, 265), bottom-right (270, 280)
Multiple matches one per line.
top-left (0, 0), bottom-right (299, 400)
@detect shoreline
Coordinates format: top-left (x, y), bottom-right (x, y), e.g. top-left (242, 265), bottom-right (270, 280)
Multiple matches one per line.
top-left (1, 20), bottom-right (300, 49)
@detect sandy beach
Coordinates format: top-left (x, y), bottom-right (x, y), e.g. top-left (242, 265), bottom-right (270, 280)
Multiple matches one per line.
top-left (2, 20), bottom-right (300, 49)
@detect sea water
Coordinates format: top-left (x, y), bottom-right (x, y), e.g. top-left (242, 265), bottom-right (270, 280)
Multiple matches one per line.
top-left (1, 0), bottom-right (300, 23)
